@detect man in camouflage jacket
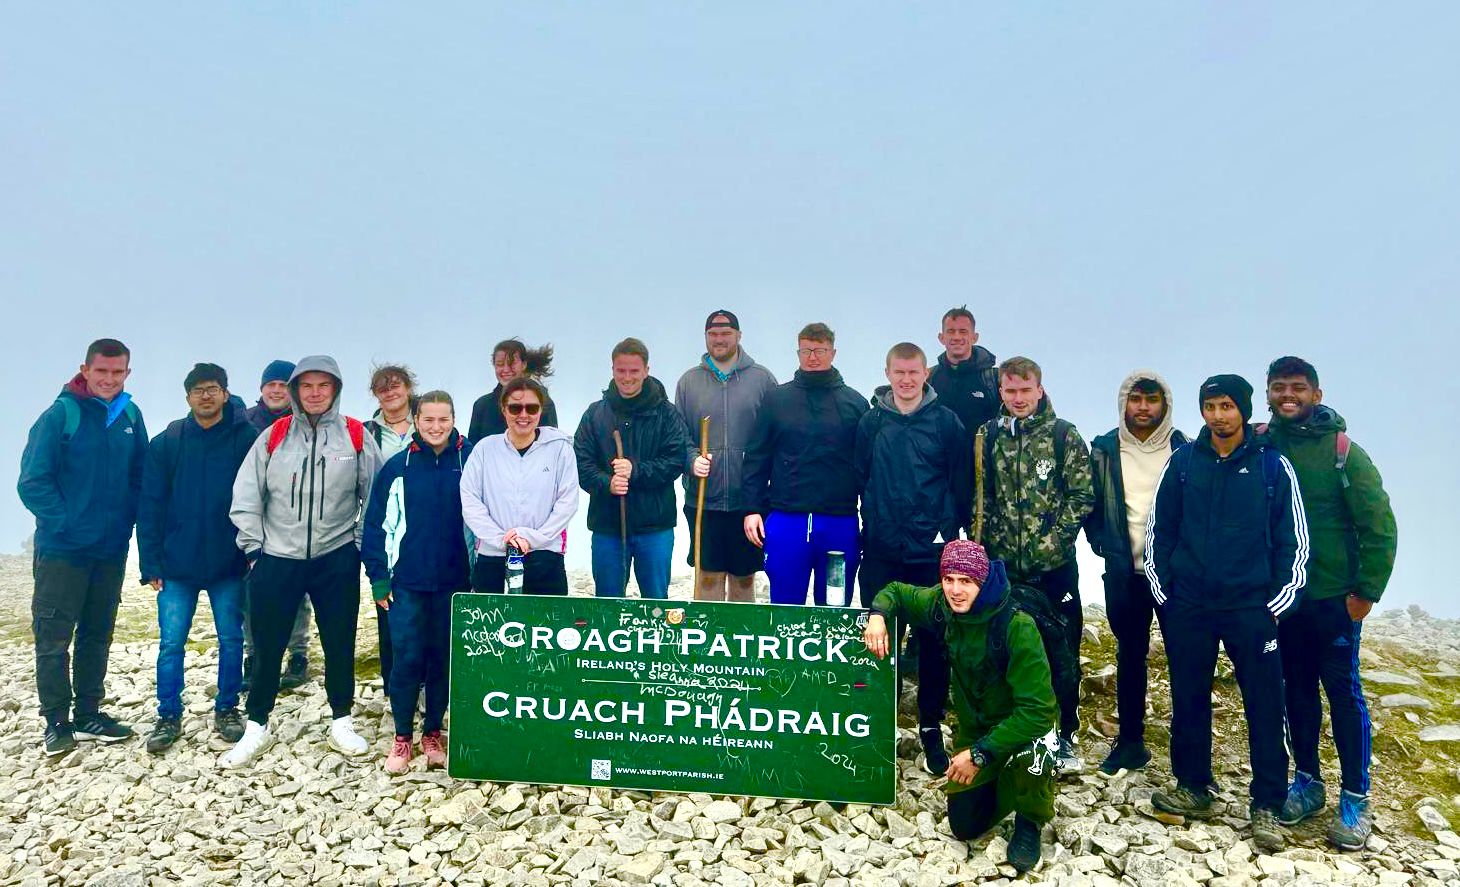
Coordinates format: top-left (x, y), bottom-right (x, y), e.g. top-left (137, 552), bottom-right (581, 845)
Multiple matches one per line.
top-left (974, 356), bottom-right (1093, 773)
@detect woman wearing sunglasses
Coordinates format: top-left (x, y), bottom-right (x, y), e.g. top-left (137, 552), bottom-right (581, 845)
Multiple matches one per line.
top-left (460, 378), bottom-right (579, 595)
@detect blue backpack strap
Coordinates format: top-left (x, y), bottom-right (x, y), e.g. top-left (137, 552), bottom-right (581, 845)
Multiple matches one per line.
top-left (1261, 445), bottom-right (1282, 550)
top-left (59, 398), bottom-right (81, 442)
top-left (1174, 441), bottom-right (1194, 485)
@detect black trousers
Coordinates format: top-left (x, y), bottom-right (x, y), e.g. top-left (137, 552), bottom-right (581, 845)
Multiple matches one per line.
top-left (31, 554), bottom-right (125, 724)
top-left (1165, 601), bottom-right (1289, 811)
top-left (1019, 560), bottom-right (1082, 739)
top-left (472, 551), bottom-right (569, 595)
top-left (375, 605), bottom-right (393, 689)
top-left (859, 552), bottom-right (948, 728)
top-left (246, 545), bottom-right (361, 725)
top-left (1103, 569), bottom-right (1165, 744)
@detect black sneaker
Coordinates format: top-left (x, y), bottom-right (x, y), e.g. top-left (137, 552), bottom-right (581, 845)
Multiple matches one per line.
top-left (1007, 814), bottom-right (1043, 874)
top-left (73, 712), bottom-right (134, 743)
top-left (146, 718), bottom-right (181, 754)
top-left (919, 727), bottom-right (950, 775)
top-left (44, 722), bottom-right (76, 757)
top-left (1098, 740), bottom-right (1152, 775)
top-left (280, 653), bottom-right (308, 690)
top-left (241, 655), bottom-right (253, 693)
top-left (1152, 783), bottom-right (1215, 819)
top-left (214, 708), bottom-right (245, 742)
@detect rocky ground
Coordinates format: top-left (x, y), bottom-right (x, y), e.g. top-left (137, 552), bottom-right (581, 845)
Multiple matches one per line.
top-left (0, 551), bottom-right (1458, 886)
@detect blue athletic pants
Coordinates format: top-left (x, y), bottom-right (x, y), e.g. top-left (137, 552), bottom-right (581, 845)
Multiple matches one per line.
top-left (763, 511), bottom-right (859, 606)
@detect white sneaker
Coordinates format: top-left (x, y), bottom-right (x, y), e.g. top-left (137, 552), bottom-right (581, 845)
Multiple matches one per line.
top-left (218, 720), bottom-right (272, 769)
top-left (328, 716), bottom-right (369, 757)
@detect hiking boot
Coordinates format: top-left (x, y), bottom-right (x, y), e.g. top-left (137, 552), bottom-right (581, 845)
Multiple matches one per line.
top-left (1054, 735), bottom-right (1084, 778)
top-left (384, 736), bottom-right (412, 775)
top-left (214, 708), bottom-right (245, 743)
top-left (328, 716), bottom-right (369, 757)
top-left (1328, 791), bottom-right (1373, 852)
top-left (73, 711), bottom-right (133, 743)
top-left (218, 720), bottom-right (272, 769)
top-left (44, 722), bottom-right (76, 757)
top-left (421, 731), bottom-right (447, 769)
top-left (919, 727), bottom-right (950, 775)
top-left (1006, 814), bottom-right (1043, 874)
top-left (241, 655), bottom-right (253, 692)
top-left (1098, 740), bottom-right (1151, 775)
top-left (1278, 770), bottom-right (1327, 825)
top-left (1152, 784), bottom-right (1215, 819)
top-left (1251, 806), bottom-right (1285, 853)
top-left (280, 653), bottom-right (309, 690)
top-left (146, 718), bottom-right (182, 754)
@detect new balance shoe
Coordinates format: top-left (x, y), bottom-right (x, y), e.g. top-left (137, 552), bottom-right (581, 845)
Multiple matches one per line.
top-left (421, 731), bottom-right (447, 769)
top-left (1328, 791), bottom-right (1373, 852)
top-left (328, 716), bottom-right (369, 757)
top-left (384, 736), bottom-right (412, 775)
top-left (146, 718), bottom-right (182, 754)
top-left (1007, 814), bottom-right (1043, 874)
top-left (214, 708), bottom-right (245, 743)
top-left (43, 722), bottom-right (76, 757)
top-left (74, 712), bottom-right (133, 743)
top-left (218, 720), bottom-right (272, 769)
top-left (1278, 770), bottom-right (1327, 825)
top-left (1098, 740), bottom-right (1151, 775)
top-left (919, 727), bottom-right (950, 775)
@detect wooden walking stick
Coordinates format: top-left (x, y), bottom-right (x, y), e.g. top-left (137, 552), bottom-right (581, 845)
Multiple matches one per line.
top-left (612, 428), bottom-right (630, 595)
top-left (971, 427), bottom-right (986, 543)
top-left (693, 416), bottom-right (710, 599)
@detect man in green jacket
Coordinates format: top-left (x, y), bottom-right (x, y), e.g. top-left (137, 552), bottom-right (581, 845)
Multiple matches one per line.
top-left (864, 540), bottom-right (1057, 874)
top-left (1262, 357), bottom-right (1398, 852)
top-left (975, 356), bottom-right (1093, 775)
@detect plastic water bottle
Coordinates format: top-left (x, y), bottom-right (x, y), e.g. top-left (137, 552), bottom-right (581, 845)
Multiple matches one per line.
top-left (506, 544), bottom-right (525, 594)
top-left (825, 551), bottom-right (847, 607)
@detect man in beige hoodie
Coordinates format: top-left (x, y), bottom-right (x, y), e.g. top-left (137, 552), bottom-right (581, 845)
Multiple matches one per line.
top-left (1084, 371), bottom-right (1186, 774)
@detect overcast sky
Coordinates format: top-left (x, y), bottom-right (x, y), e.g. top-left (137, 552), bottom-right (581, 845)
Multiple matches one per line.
top-left (3, 4), bottom-right (1454, 612)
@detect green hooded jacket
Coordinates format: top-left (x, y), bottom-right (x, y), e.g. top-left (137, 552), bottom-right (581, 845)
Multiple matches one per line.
top-left (1264, 406), bottom-right (1397, 603)
top-left (871, 565), bottom-right (1057, 793)
top-left (976, 398), bottom-right (1094, 580)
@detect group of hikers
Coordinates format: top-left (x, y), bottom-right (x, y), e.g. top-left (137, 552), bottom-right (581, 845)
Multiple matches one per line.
top-left (19, 307), bottom-right (1397, 874)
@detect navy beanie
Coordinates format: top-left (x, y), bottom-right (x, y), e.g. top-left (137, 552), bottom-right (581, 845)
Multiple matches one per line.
top-left (260, 359), bottom-right (295, 388)
top-left (1199, 373), bottom-right (1254, 422)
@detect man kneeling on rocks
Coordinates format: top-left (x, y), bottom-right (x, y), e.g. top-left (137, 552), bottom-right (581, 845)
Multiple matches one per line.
top-left (863, 540), bottom-right (1056, 874)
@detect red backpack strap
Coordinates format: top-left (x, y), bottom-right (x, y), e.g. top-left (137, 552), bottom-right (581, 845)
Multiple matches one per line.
top-left (345, 417), bottom-right (366, 454)
top-left (1253, 422), bottom-right (1269, 435)
top-left (266, 415), bottom-right (293, 455)
top-left (1335, 431), bottom-right (1351, 488)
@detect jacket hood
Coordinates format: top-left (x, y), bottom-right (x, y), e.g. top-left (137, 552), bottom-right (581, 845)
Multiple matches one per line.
top-left (872, 383), bottom-right (941, 417)
top-left (500, 424), bottom-right (571, 450)
top-left (792, 368), bottom-right (845, 388)
top-left (998, 395), bottom-right (1055, 431)
top-left (937, 345), bottom-right (997, 373)
top-left (700, 348), bottom-right (759, 378)
top-left (1269, 403), bottom-right (1346, 437)
top-left (955, 559), bottom-right (1010, 622)
top-left (287, 355), bottom-right (344, 423)
top-left (604, 376), bottom-right (668, 413)
top-left (63, 373), bottom-right (93, 400)
top-left (1117, 369), bottom-right (1177, 452)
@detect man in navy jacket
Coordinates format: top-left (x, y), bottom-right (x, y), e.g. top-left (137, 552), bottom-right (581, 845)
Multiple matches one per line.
top-left (137, 363), bottom-right (258, 753)
top-left (1144, 374), bottom-right (1309, 853)
top-left (18, 338), bottom-right (148, 756)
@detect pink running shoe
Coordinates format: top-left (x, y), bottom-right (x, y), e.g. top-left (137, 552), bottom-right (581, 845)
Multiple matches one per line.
top-left (385, 735), bottom-right (413, 775)
top-left (421, 731), bottom-right (447, 769)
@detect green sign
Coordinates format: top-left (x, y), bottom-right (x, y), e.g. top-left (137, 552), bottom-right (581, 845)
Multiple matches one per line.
top-left (448, 594), bottom-right (897, 805)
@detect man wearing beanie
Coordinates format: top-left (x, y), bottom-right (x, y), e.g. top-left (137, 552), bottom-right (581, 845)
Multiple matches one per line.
top-left (137, 363), bottom-right (257, 753)
top-left (1145, 373), bottom-right (1309, 853)
top-left (863, 540), bottom-right (1057, 875)
top-left (242, 359), bottom-right (313, 692)
top-left (1084, 370), bottom-right (1187, 775)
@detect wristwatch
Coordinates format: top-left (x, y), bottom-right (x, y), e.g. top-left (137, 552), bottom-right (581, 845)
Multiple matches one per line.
top-left (969, 745), bottom-right (991, 769)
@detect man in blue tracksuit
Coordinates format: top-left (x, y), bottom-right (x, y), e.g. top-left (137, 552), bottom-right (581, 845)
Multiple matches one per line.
top-left (362, 391), bottom-right (473, 775)
top-left (742, 322), bottom-right (868, 605)
top-left (18, 338), bottom-right (148, 756)
top-left (137, 364), bottom-right (259, 753)
top-left (1144, 374), bottom-right (1309, 853)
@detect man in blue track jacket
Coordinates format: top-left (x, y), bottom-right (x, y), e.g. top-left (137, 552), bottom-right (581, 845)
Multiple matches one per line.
top-left (1144, 374), bottom-right (1309, 853)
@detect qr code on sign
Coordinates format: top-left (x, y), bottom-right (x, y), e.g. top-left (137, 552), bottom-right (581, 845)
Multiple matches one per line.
top-left (590, 759), bottom-right (612, 781)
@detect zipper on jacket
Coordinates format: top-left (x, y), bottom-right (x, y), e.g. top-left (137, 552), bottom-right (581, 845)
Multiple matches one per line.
top-left (305, 429), bottom-right (318, 559)
top-left (319, 454), bottom-right (327, 520)
top-left (290, 472), bottom-right (297, 511)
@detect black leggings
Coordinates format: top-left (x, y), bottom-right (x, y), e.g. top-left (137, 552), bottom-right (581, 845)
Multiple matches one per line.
top-left (246, 545), bottom-right (360, 725)
top-left (472, 551), bottom-right (569, 595)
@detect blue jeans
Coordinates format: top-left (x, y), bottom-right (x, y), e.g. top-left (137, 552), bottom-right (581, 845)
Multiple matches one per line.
top-left (387, 587), bottom-right (451, 737)
top-left (764, 511), bottom-right (860, 606)
top-left (156, 577), bottom-right (245, 720)
top-left (591, 529), bottom-right (674, 599)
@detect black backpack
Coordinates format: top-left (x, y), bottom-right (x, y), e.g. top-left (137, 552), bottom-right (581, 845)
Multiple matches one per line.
top-left (984, 584), bottom-right (1080, 706)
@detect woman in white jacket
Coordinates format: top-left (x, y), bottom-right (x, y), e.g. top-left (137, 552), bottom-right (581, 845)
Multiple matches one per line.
top-left (460, 378), bottom-right (579, 595)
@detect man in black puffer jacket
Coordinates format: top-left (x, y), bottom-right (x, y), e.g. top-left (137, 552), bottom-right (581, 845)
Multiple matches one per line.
top-left (742, 323), bottom-right (868, 606)
top-left (575, 338), bottom-right (690, 599)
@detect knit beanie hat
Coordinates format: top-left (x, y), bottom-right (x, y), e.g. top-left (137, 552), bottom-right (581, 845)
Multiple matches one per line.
top-left (260, 359), bottom-right (296, 389)
top-left (940, 540), bottom-right (990, 584)
top-left (1199, 373), bottom-right (1254, 423)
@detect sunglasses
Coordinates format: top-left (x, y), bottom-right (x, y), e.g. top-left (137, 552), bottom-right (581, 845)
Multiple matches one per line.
top-left (505, 402), bottom-right (542, 416)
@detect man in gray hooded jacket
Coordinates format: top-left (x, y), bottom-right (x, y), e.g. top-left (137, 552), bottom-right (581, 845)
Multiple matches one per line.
top-left (222, 355), bottom-right (383, 768)
top-left (1085, 370), bottom-right (1186, 775)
